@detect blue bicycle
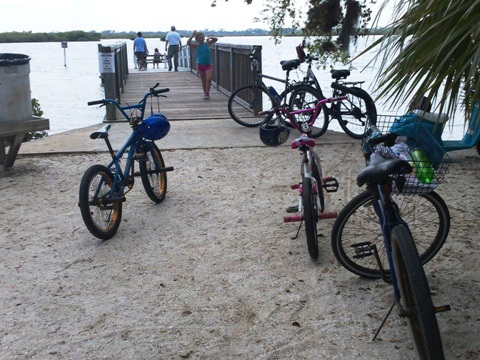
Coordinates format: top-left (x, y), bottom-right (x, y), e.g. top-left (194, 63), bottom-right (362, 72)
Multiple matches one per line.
top-left (332, 125), bottom-right (451, 359)
top-left (78, 84), bottom-right (173, 239)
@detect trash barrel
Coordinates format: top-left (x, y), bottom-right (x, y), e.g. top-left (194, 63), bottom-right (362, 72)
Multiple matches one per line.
top-left (0, 53), bottom-right (32, 124)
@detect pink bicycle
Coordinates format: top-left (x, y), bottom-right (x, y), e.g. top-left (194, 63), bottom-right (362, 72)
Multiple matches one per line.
top-left (259, 95), bottom-right (346, 260)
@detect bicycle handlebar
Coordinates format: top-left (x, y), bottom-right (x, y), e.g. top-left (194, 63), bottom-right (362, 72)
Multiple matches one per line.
top-left (88, 86), bottom-right (170, 106)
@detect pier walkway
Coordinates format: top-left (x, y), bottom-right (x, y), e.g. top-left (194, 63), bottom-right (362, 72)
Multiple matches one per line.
top-left (117, 69), bottom-right (231, 121)
top-left (17, 68), bottom-right (354, 156)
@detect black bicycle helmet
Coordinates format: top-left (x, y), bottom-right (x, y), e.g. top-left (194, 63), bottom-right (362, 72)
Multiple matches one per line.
top-left (259, 118), bottom-right (290, 147)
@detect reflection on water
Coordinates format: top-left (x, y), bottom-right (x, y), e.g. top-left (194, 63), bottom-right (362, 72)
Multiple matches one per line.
top-left (0, 37), bottom-right (465, 139)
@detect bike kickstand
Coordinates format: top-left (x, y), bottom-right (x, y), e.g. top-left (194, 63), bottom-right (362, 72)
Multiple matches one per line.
top-left (290, 220), bottom-right (304, 240)
top-left (372, 301), bottom-right (395, 341)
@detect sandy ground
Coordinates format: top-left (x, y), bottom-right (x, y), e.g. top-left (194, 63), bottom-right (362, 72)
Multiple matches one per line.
top-left (1, 143), bottom-right (479, 359)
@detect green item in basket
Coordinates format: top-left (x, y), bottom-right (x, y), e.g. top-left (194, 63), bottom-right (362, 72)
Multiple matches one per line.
top-left (411, 148), bottom-right (435, 183)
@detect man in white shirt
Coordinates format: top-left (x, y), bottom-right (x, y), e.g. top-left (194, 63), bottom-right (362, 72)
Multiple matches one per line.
top-left (165, 26), bottom-right (182, 71)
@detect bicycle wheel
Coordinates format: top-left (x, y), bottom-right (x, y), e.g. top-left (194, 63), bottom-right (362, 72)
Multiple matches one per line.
top-left (334, 86), bottom-right (377, 139)
top-left (288, 85), bottom-right (329, 138)
top-left (79, 164), bottom-right (122, 240)
top-left (139, 142), bottom-right (167, 203)
top-left (311, 152), bottom-right (325, 213)
top-left (392, 224), bottom-right (445, 360)
top-left (302, 176), bottom-right (319, 260)
top-left (228, 84), bottom-right (275, 127)
top-left (331, 190), bottom-right (450, 278)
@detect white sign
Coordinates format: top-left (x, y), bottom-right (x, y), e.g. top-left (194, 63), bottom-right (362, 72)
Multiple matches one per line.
top-left (98, 52), bottom-right (115, 73)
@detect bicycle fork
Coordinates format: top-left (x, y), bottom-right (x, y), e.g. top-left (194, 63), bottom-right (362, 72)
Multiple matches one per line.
top-left (284, 176), bottom-right (339, 240)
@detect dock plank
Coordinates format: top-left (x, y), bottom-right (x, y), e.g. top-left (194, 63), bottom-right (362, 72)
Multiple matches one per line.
top-left (114, 70), bottom-right (231, 121)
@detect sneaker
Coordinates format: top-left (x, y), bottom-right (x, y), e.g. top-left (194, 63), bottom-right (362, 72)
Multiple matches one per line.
top-left (203, 94), bottom-right (210, 100)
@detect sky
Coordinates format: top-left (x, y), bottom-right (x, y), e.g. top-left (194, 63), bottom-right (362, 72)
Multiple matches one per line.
top-left (1, 0), bottom-right (269, 33)
top-left (1, 0), bottom-right (392, 34)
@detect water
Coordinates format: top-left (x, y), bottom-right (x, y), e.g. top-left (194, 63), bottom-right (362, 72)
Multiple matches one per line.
top-left (0, 37), bottom-right (466, 139)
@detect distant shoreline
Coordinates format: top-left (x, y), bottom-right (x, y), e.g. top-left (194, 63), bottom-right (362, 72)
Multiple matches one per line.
top-left (0, 28), bottom-right (387, 44)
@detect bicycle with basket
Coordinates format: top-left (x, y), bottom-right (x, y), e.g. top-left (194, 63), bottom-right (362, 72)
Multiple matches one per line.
top-left (331, 114), bottom-right (452, 278)
top-left (331, 116), bottom-right (452, 358)
top-left (78, 83), bottom-right (173, 240)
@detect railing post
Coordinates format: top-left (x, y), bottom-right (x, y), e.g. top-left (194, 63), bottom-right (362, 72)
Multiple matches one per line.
top-left (97, 42), bottom-right (129, 121)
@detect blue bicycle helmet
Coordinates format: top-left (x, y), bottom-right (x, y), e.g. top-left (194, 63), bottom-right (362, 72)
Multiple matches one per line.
top-left (259, 118), bottom-right (290, 147)
top-left (138, 113), bottom-right (170, 140)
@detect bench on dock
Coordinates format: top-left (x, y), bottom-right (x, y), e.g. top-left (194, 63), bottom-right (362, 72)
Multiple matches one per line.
top-left (134, 54), bottom-right (167, 69)
top-left (146, 54), bottom-right (165, 64)
top-left (0, 117), bottom-right (49, 168)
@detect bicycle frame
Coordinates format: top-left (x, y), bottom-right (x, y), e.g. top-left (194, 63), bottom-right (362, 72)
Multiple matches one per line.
top-left (369, 182), bottom-right (406, 300)
top-left (107, 130), bottom-right (147, 197)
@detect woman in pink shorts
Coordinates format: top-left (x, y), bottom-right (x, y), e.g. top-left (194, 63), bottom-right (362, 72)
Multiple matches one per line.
top-left (187, 31), bottom-right (218, 100)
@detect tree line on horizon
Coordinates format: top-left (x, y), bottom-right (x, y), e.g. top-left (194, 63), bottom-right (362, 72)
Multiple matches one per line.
top-left (0, 28), bottom-right (388, 43)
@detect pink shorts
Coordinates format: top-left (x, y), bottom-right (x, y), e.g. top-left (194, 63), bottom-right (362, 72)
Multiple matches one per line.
top-left (197, 64), bottom-right (212, 73)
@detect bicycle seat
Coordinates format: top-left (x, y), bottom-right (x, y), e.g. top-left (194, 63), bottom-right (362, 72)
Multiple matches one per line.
top-left (280, 59), bottom-right (301, 71)
top-left (357, 153), bottom-right (412, 187)
top-left (331, 69), bottom-right (351, 80)
top-left (89, 124), bottom-right (111, 139)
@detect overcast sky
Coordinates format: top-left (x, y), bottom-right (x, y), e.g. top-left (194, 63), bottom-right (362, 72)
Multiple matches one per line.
top-left (1, 0), bottom-right (269, 33)
top-left (1, 0), bottom-right (392, 34)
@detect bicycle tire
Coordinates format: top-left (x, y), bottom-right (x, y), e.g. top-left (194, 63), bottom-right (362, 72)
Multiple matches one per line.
top-left (391, 224), bottom-right (445, 359)
top-left (302, 176), bottom-right (319, 260)
top-left (139, 142), bottom-right (167, 203)
top-left (331, 190), bottom-right (450, 278)
top-left (311, 152), bottom-right (325, 213)
top-left (79, 164), bottom-right (122, 240)
top-left (334, 86), bottom-right (377, 139)
top-left (287, 85), bottom-right (329, 138)
top-left (227, 84), bottom-right (276, 127)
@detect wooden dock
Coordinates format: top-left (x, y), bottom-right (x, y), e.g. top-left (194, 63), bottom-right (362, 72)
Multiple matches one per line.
top-left (114, 69), bottom-right (231, 122)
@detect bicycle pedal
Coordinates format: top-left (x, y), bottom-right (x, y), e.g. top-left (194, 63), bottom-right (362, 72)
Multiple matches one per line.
top-left (323, 177), bottom-right (339, 192)
top-left (318, 211), bottom-right (337, 219)
top-left (351, 241), bottom-right (374, 259)
top-left (291, 183), bottom-right (300, 190)
top-left (286, 205), bottom-right (299, 213)
top-left (435, 304), bottom-right (451, 313)
top-left (284, 215), bottom-right (302, 223)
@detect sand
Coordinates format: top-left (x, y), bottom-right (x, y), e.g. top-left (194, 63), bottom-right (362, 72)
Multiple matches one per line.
top-left (1, 143), bottom-right (479, 359)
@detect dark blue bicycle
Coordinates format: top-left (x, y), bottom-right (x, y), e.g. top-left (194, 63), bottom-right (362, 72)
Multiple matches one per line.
top-left (79, 84), bottom-right (173, 239)
top-left (332, 125), bottom-right (451, 359)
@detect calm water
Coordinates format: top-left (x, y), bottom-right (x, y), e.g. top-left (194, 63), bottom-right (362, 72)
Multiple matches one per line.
top-left (0, 37), bottom-right (464, 138)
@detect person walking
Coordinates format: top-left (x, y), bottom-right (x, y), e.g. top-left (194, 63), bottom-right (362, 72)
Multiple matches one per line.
top-left (186, 30), bottom-right (218, 100)
top-left (165, 26), bottom-right (182, 71)
top-left (133, 32), bottom-right (148, 71)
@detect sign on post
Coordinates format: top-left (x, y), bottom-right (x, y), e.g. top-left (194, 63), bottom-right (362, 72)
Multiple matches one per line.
top-left (98, 52), bottom-right (115, 73)
top-left (61, 41), bottom-right (68, 66)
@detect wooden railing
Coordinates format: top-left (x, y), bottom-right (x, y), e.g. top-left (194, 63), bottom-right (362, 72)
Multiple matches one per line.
top-left (187, 43), bottom-right (262, 96)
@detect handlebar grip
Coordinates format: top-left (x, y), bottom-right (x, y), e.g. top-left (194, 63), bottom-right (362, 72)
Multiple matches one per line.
top-left (369, 132), bottom-right (397, 147)
top-left (88, 100), bottom-right (106, 106)
top-left (153, 88), bottom-right (169, 96)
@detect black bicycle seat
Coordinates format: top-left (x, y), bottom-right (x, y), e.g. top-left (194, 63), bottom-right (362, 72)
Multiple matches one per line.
top-left (331, 69), bottom-right (351, 80)
top-left (357, 153), bottom-right (412, 187)
top-left (280, 59), bottom-right (301, 71)
top-left (90, 124), bottom-right (111, 139)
